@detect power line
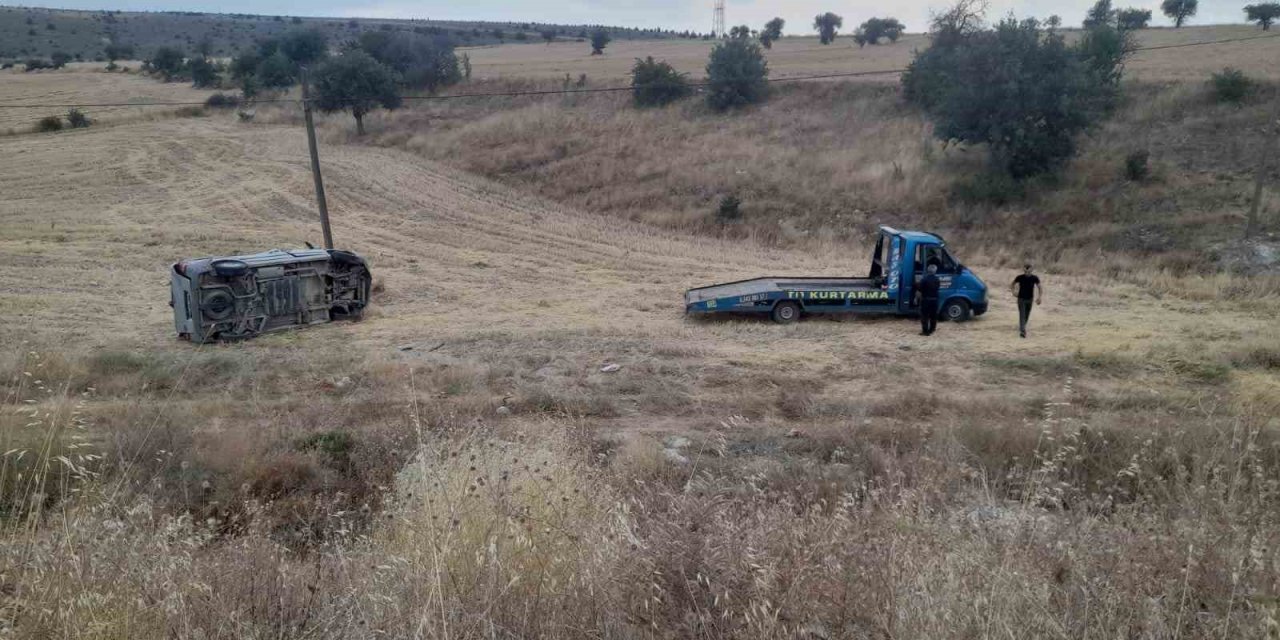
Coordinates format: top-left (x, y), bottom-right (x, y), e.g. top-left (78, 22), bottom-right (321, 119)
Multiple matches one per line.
top-left (1127, 31), bottom-right (1280, 52)
top-left (1, 31), bottom-right (1277, 111)
top-left (0, 68), bottom-right (903, 109)
top-left (0, 96), bottom-right (295, 109)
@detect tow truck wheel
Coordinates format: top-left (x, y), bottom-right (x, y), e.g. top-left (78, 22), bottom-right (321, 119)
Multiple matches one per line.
top-left (771, 301), bottom-right (801, 324)
top-left (943, 299), bottom-right (971, 323)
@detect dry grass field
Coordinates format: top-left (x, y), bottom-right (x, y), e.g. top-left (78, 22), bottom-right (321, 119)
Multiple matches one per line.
top-left (0, 64), bottom-right (217, 132)
top-left (464, 25), bottom-right (1280, 83)
top-left (1, 23), bottom-right (1280, 639)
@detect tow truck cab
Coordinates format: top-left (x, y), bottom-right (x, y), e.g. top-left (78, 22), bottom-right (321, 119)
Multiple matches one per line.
top-left (875, 226), bottom-right (988, 320)
top-left (683, 226), bottom-right (987, 323)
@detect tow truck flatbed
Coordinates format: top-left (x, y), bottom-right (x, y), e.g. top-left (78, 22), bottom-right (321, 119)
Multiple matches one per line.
top-left (684, 226), bottom-right (987, 324)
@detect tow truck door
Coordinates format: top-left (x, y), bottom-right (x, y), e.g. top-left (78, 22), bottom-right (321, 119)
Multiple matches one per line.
top-left (886, 233), bottom-right (908, 312)
top-left (905, 241), bottom-right (958, 311)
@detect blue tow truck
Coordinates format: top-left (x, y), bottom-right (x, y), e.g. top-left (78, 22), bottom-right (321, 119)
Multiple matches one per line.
top-left (685, 226), bottom-right (988, 324)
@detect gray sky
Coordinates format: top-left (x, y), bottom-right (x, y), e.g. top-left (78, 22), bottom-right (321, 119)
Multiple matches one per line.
top-left (24, 0), bottom-right (1251, 33)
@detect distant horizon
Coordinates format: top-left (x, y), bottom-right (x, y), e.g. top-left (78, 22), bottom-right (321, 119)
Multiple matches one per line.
top-left (0, 1), bottom-right (1257, 35)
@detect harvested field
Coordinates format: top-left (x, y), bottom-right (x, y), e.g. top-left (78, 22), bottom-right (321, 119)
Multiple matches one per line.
top-left (0, 64), bottom-right (218, 132)
top-left (464, 25), bottom-right (1280, 83)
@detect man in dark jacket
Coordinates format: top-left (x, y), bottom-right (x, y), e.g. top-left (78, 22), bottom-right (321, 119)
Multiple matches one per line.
top-left (915, 263), bottom-right (941, 336)
top-left (1011, 264), bottom-right (1043, 338)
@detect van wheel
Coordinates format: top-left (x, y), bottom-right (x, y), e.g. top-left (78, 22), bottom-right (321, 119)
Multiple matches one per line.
top-left (771, 301), bottom-right (801, 324)
top-left (943, 299), bottom-right (971, 323)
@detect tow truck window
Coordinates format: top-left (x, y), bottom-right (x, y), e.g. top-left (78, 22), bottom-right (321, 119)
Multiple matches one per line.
top-left (870, 235), bottom-right (885, 278)
top-left (916, 245), bottom-right (939, 273)
top-left (937, 248), bottom-right (958, 274)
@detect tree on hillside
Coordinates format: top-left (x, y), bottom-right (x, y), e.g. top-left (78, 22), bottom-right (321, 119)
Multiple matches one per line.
top-left (1116, 8), bottom-right (1152, 29)
top-left (278, 29), bottom-right (328, 66)
top-left (150, 46), bottom-right (185, 80)
top-left (857, 17), bottom-right (906, 44)
top-left (631, 56), bottom-right (691, 107)
top-left (230, 51), bottom-right (260, 79)
top-left (813, 12), bottom-right (843, 44)
top-left (255, 51), bottom-right (295, 88)
top-left (1083, 0), bottom-right (1116, 28)
top-left (188, 57), bottom-right (217, 87)
top-left (902, 7), bottom-right (1133, 179)
top-left (356, 30), bottom-right (460, 91)
top-left (705, 38), bottom-right (768, 110)
top-left (760, 17), bottom-right (784, 48)
top-left (1161, 0), bottom-right (1197, 27)
top-left (104, 42), bottom-right (134, 63)
top-left (590, 29), bottom-right (610, 54)
top-left (1245, 3), bottom-right (1280, 29)
top-left (311, 50), bottom-right (400, 135)
top-left (1046, 15), bottom-right (1063, 29)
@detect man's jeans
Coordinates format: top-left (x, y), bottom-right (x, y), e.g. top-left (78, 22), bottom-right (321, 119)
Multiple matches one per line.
top-left (1017, 298), bottom-right (1034, 335)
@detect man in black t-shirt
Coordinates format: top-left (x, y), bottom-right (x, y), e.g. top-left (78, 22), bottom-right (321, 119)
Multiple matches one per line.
top-left (1010, 264), bottom-right (1043, 338)
top-left (915, 263), bottom-right (942, 336)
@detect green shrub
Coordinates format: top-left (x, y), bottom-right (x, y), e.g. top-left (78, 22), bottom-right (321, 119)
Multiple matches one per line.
top-left (66, 108), bottom-right (89, 128)
top-left (949, 172), bottom-right (1026, 205)
top-left (856, 17), bottom-right (905, 44)
top-left (296, 430), bottom-right (356, 474)
top-left (104, 42), bottom-right (134, 62)
top-left (1123, 150), bottom-right (1150, 181)
top-left (590, 29), bottom-right (610, 54)
top-left (38, 115), bottom-right (63, 132)
top-left (23, 58), bottom-right (49, 72)
top-left (1116, 8), bottom-right (1152, 29)
top-left (355, 30), bottom-right (460, 91)
top-left (1210, 67), bottom-right (1254, 104)
top-left (204, 92), bottom-right (241, 108)
top-left (705, 39), bottom-right (769, 111)
top-left (150, 46), bottom-right (185, 80)
top-left (813, 12), bottom-right (843, 44)
top-left (187, 56), bottom-right (217, 88)
top-left (716, 194), bottom-right (743, 223)
top-left (630, 56), bottom-right (691, 108)
top-left (903, 16), bottom-right (1131, 179)
top-left (50, 51), bottom-right (71, 68)
top-left (254, 51), bottom-right (294, 89)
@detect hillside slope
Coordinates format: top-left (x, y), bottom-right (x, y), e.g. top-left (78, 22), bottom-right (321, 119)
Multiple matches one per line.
top-left (3, 112), bottom-right (1279, 637)
top-left (0, 4), bottom-right (682, 62)
top-left (304, 73), bottom-right (1279, 277)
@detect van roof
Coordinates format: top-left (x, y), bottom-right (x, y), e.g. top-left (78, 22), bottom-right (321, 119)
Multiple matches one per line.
top-left (879, 226), bottom-right (943, 244)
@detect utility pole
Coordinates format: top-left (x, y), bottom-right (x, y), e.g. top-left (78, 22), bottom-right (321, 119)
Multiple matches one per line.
top-left (300, 67), bottom-right (334, 250)
top-left (1246, 161), bottom-right (1265, 240)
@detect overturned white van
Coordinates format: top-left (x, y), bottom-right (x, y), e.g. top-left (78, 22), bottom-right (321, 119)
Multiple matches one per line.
top-left (170, 248), bottom-right (371, 343)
